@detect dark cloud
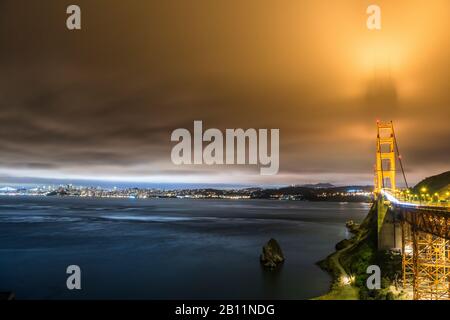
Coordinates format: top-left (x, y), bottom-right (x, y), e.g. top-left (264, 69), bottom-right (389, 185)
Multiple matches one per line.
top-left (0, 0), bottom-right (448, 185)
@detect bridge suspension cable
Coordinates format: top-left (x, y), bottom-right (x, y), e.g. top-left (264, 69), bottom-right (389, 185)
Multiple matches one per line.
top-left (391, 121), bottom-right (409, 189)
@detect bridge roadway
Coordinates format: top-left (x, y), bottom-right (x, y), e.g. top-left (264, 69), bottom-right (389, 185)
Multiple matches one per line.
top-left (381, 189), bottom-right (450, 239)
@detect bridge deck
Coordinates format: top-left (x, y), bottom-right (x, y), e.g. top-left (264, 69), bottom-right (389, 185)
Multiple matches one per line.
top-left (380, 189), bottom-right (450, 240)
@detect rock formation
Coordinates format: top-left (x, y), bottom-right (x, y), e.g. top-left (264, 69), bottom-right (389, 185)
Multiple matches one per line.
top-left (260, 238), bottom-right (285, 269)
top-left (345, 220), bottom-right (360, 234)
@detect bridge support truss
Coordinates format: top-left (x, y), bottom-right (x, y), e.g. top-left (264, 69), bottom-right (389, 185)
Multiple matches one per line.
top-left (402, 220), bottom-right (450, 300)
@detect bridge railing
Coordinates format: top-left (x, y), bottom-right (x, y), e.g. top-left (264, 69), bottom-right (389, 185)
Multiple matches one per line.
top-left (380, 188), bottom-right (449, 209)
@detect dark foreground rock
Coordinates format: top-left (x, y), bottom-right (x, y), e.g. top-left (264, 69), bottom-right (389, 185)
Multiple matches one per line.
top-left (260, 238), bottom-right (285, 269)
top-left (335, 238), bottom-right (352, 251)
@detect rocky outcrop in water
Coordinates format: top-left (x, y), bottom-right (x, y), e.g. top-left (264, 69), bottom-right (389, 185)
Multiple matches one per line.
top-left (260, 238), bottom-right (285, 269)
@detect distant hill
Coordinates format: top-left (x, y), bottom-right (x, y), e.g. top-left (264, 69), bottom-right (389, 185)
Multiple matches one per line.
top-left (250, 185), bottom-right (373, 202)
top-left (413, 171), bottom-right (450, 194)
top-left (299, 183), bottom-right (335, 189)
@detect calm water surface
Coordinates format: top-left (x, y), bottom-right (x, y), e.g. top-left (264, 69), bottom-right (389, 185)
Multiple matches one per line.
top-left (0, 196), bottom-right (370, 299)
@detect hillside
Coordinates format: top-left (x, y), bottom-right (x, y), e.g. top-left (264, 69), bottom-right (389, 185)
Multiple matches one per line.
top-left (413, 171), bottom-right (450, 194)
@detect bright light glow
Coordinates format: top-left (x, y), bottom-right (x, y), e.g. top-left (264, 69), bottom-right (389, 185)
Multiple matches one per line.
top-left (340, 275), bottom-right (355, 286)
top-left (404, 245), bottom-right (413, 255)
top-left (380, 189), bottom-right (419, 207)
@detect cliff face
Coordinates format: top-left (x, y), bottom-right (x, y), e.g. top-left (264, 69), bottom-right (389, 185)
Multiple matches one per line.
top-left (317, 203), bottom-right (403, 300)
top-left (338, 204), bottom-right (377, 288)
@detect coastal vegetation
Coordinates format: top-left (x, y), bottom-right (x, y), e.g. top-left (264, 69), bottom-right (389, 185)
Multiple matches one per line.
top-left (317, 203), bottom-right (404, 300)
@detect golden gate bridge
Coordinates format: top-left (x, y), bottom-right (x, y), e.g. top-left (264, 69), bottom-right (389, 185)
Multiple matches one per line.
top-left (374, 121), bottom-right (449, 300)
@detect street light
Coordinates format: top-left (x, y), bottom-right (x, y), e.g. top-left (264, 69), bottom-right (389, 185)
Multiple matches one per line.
top-left (405, 190), bottom-right (411, 202)
top-left (433, 192), bottom-right (439, 203)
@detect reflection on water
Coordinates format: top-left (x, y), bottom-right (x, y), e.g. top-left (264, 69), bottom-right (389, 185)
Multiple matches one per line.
top-left (0, 196), bottom-right (369, 299)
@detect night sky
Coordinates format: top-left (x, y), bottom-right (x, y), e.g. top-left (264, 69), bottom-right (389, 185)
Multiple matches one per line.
top-left (0, 0), bottom-right (448, 185)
